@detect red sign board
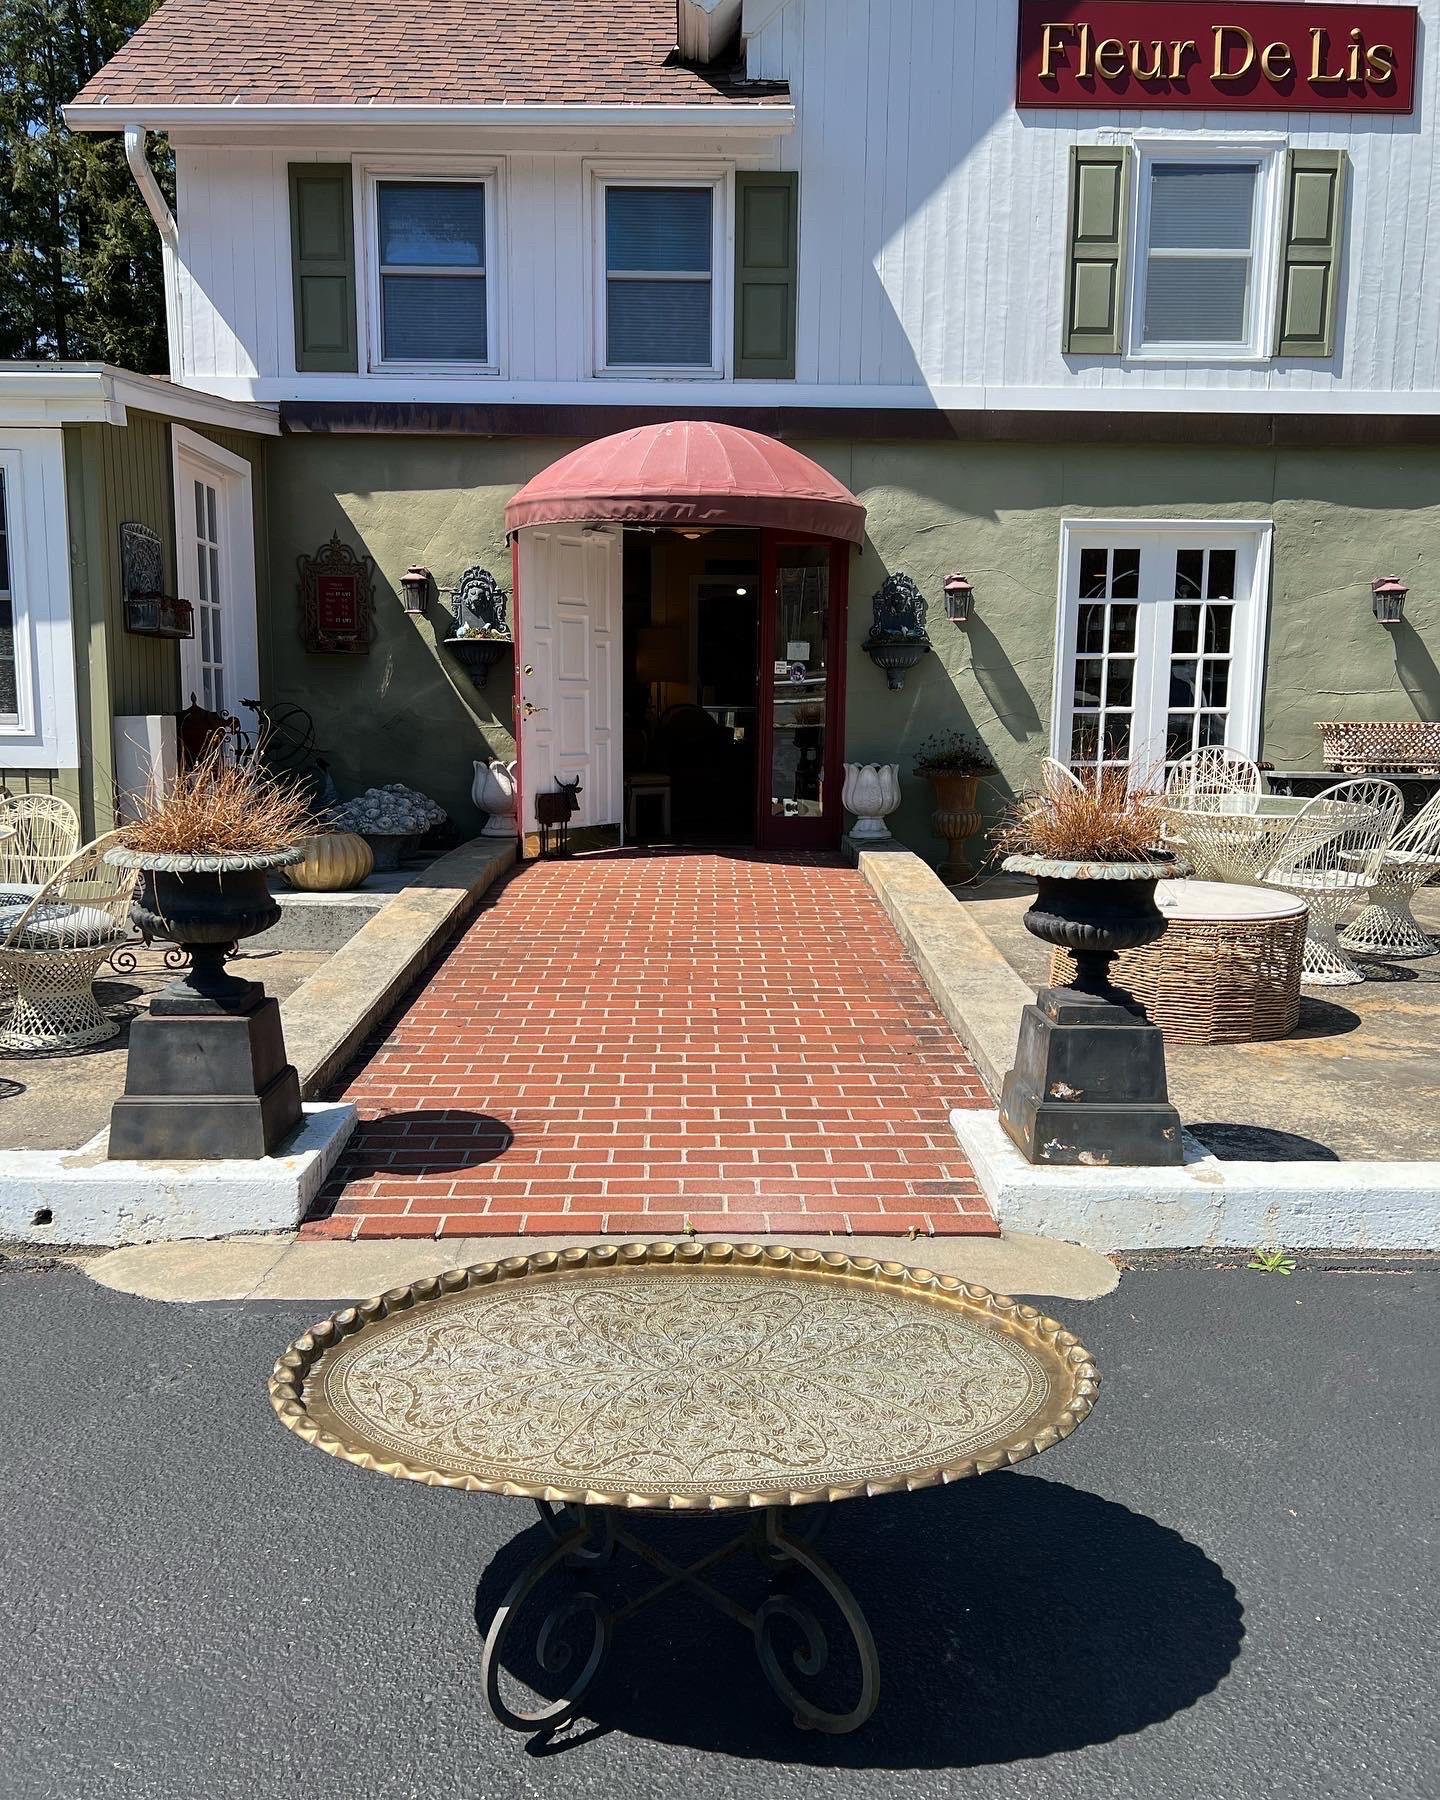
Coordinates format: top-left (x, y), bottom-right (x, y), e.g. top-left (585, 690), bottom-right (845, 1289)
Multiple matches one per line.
top-left (316, 573), bottom-right (360, 635)
top-left (1017, 1), bottom-right (1417, 111)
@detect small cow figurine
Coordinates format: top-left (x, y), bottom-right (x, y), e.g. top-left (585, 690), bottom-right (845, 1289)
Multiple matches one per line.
top-left (535, 775), bottom-right (582, 857)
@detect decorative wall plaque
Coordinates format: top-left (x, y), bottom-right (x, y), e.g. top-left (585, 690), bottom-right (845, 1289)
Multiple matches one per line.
top-left (298, 534), bottom-right (376, 655)
top-left (451, 565), bottom-right (510, 636)
top-left (868, 572), bottom-right (929, 641)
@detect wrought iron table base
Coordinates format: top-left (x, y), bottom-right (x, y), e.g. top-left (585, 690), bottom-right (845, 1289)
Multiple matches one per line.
top-left (480, 1500), bottom-right (880, 1736)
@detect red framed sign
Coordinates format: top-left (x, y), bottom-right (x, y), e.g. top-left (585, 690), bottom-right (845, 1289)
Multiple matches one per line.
top-left (1017, 1), bottom-right (1417, 111)
top-left (316, 574), bottom-right (360, 635)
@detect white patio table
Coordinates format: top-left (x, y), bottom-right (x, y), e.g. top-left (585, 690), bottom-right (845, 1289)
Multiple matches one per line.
top-left (1159, 794), bottom-right (1373, 885)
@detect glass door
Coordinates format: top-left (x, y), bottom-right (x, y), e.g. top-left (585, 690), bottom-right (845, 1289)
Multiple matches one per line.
top-left (755, 538), bottom-right (848, 850)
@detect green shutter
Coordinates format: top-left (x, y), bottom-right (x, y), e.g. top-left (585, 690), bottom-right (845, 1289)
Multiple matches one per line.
top-left (1275, 150), bottom-right (1346, 358)
top-left (1062, 146), bottom-right (1130, 356)
top-left (289, 163), bottom-right (357, 373)
top-left (734, 171), bottom-right (798, 379)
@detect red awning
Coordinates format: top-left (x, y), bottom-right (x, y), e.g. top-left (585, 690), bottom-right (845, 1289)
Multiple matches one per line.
top-left (504, 420), bottom-right (866, 545)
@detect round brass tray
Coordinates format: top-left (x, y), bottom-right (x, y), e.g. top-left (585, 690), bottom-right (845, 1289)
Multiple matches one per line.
top-left (270, 1241), bottom-right (1099, 1513)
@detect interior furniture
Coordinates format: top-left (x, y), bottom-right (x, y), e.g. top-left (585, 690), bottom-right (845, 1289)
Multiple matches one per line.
top-left (1338, 787), bottom-right (1440, 960)
top-left (1257, 779), bottom-right (1405, 986)
top-left (1050, 878), bottom-right (1308, 1043)
top-left (0, 834), bottom-right (136, 1052)
top-left (624, 774), bottom-right (672, 840)
top-left (270, 1241), bottom-right (1098, 1738)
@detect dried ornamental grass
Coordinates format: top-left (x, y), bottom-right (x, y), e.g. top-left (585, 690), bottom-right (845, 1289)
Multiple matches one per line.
top-left (992, 770), bottom-right (1167, 863)
top-left (119, 746), bottom-right (313, 856)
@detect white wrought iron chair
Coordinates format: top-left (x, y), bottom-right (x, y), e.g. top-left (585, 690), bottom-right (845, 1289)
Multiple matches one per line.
top-left (1338, 788), bottom-right (1440, 960)
top-left (1259, 779), bottom-right (1404, 986)
top-left (0, 833), bottom-right (137, 1052)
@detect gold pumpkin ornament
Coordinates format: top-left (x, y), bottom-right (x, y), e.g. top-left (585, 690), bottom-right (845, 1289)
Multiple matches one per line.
top-left (283, 831), bottom-right (375, 892)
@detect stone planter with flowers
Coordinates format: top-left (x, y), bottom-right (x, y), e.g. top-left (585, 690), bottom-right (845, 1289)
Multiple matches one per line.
top-left (326, 784), bottom-right (448, 871)
top-left (913, 730), bottom-right (996, 884)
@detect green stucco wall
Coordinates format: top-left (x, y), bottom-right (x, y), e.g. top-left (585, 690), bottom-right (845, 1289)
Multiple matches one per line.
top-left (262, 432), bottom-right (1440, 852)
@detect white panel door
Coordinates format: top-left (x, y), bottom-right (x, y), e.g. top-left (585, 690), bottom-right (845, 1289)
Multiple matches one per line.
top-left (516, 525), bottom-right (622, 843)
top-left (172, 427), bottom-right (259, 724)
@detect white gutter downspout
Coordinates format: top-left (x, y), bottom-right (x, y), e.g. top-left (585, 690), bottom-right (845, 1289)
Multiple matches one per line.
top-left (123, 126), bottom-right (184, 382)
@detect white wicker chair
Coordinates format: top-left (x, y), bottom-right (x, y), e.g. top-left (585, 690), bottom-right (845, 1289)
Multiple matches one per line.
top-left (0, 834), bottom-right (137, 1052)
top-left (1259, 780), bottom-right (1404, 986)
top-left (1164, 746), bottom-right (1264, 812)
top-left (1040, 756), bottom-right (1087, 798)
top-left (0, 793), bottom-right (82, 889)
top-left (1338, 788), bottom-right (1440, 960)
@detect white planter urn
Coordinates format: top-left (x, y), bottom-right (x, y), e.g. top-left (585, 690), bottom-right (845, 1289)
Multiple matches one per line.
top-left (842, 762), bottom-right (901, 842)
top-left (472, 758), bottom-right (519, 837)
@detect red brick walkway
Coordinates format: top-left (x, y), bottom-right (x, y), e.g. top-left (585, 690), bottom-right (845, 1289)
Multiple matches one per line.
top-left (306, 851), bottom-right (994, 1240)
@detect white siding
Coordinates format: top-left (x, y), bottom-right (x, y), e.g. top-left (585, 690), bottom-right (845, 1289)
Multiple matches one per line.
top-left (167, 0), bottom-right (1440, 410)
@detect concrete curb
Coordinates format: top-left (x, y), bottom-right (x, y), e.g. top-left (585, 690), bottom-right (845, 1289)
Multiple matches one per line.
top-left (857, 847), bottom-right (1029, 1096)
top-left (81, 1228), bottom-right (1120, 1305)
top-left (281, 836), bottom-right (517, 1096)
top-left (954, 1107), bottom-right (1440, 1251)
top-left (0, 1103), bottom-right (358, 1248)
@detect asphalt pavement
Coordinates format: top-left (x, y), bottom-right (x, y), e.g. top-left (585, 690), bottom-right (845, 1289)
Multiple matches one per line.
top-left (0, 1256), bottom-right (1434, 1800)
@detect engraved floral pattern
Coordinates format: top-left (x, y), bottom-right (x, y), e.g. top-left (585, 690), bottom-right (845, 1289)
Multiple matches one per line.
top-left (318, 1270), bottom-right (1049, 1497)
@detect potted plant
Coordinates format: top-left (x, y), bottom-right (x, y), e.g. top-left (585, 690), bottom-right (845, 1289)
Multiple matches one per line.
top-left (444, 619), bottom-right (512, 689)
top-left (325, 784), bottom-right (448, 871)
top-left (105, 747), bottom-right (310, 1009)
top-left (991, 772), bottom-right (1183, 1002)
top-left (914, 730), bottom-right (996, 884)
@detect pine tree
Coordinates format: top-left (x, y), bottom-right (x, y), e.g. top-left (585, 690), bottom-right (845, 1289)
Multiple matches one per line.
top-left (0, 0), bottom-right (170, 371)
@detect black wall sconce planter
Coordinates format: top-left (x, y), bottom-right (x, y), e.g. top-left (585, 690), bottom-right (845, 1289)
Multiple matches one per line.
top-left (864, 573), bottom-right (932, 691)
top-left (442, 565), bottom-right (513, 690)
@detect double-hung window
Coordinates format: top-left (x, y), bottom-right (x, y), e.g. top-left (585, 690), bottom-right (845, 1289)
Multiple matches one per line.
top-left (1132, 145), bottom-right (1278, 358)
top-left (374, 179), bottom-right (492, 367)
top-left (599, 179), bottom-right (722, 374)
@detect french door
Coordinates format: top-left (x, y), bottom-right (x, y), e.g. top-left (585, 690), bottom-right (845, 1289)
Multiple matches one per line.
top-left (172, 428), bottom-right (259, 726)
top-left (1053, 524), bottom-right (1271, 786)
top-left (755, 537), bottom-right (849, 851)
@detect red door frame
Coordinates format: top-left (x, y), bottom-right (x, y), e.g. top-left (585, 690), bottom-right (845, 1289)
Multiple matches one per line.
top-left (754, 533), bottom-right (851, 853)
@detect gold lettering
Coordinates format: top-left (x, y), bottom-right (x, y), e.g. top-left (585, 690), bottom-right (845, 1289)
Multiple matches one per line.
top-left (1076, 20), bottom-right (1093, 78)
top-left (1347, 26), bottom-right (1363, 80)
top-left (1169, 38), bottom-right (1198, 78)
top-left (1039, 22), bottom-right (1075, 80)
top-left (1310, 26), bottom-right (1347, 82)
top-left (1130, 38), bottom-right (1165, 80)
top-left (1094, 36), bottom-right (1126, 78)
top-left (1260, 39), bottom-right (1292, 80)
top-left (1365, 41), bottom-right (1397, 81)
top-left (1212, 24), bottom-right (1256, 81)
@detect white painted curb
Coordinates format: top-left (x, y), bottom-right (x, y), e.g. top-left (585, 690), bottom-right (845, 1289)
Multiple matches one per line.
top-left (0, 1102), bottom-right (357, 1248)
top-left (952, 1108), bottom-right (1440, 1251)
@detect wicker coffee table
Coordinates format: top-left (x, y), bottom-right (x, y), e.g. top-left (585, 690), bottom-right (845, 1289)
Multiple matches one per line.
top-left (270, 1241), bottom-right (1098, 1736)
top-left (1051, 878), bottom-right (1307, 1043)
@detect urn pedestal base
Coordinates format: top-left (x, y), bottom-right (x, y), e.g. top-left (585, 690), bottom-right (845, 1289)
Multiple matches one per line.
top-left (999, 986), bottom-right (1184, 1168)
top-left (108, 992), bottom-right (303, 1162)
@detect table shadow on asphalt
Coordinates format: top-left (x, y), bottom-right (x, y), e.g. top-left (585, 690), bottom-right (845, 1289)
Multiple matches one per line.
top-left (473, 1477), bottom-right (1243, 1767)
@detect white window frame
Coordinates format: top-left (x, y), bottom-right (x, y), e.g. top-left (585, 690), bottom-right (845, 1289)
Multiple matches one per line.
top-left (1050, 519), bottom-right (1273, 782)
top-left (1125, 136), bottom-right (1285, 363)
top-left (0, 432), bottom-right (78, 771)
top-left (587, 162), bottom-right (732, 380)
top-left (357, 160), bottom-right (504, 377)
top-left (171, 426), bottom-right (260, 721)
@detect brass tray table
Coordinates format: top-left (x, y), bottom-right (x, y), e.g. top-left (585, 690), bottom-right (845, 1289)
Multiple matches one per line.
top-left (270, 1241), bottom-right (1099, 1736)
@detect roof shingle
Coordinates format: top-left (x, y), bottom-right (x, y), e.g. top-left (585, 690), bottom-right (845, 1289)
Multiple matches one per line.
top-left (72, 0), bottom-right (788, 109)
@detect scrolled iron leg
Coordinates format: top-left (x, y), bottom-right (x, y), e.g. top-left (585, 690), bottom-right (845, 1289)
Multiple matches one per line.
top-left (480, 1522), bottom-right (612, 1732)
top-left (751, 1511), bottom-right (880, 1734)
top-left (533, 1498), bottom-right (617, 1566)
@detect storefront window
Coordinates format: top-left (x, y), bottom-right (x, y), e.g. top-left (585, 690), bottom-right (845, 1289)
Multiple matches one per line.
top-left (769, 546), bottom-right (829, 819)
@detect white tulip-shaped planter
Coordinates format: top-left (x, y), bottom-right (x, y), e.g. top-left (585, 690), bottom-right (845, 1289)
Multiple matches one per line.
top-left (473, 759), bottom-right (520, 837)
top-left (842, 762), bottom-right (902, 842)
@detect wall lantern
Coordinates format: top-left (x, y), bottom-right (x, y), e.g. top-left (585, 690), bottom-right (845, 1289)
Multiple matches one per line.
top-left (1371, 576), bottom-right (1408, 625)
top-left (400, 564), bottom-right (431, 616)
top-left (943, 572), bottom-right (975, 626)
